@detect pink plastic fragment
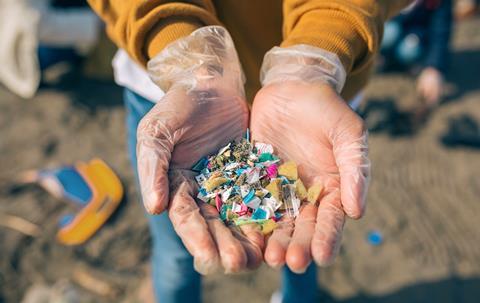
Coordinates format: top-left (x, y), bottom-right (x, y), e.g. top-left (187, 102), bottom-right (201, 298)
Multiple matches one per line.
top-left (266, 164), bottom-right (278, 178)
top-left (215, 194), bottom-right (223, 212)
top-left (237, 203), bottom-right (248, 216)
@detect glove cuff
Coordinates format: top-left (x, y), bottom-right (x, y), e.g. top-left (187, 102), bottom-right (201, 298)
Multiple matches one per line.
top-left (147, 26), bottom-right (245, 94)
top-left (260, 44), bottom-right (346, 93)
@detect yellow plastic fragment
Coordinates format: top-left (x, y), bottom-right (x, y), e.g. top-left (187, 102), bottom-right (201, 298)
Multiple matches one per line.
top-left (278, 161), bottom-right (298, 180)
top-left (294, 179), bottom-right (308, 201)
top-left (255, 190), bottom-right (266, 198)
top-left (265, 178), bottom-right (282, 201)
top-left (307, 183), bottom-right (324, 204)
top-left (261, 219), bottom-right (277, 235)
top-left (204, 177), bottom-right (228, 192)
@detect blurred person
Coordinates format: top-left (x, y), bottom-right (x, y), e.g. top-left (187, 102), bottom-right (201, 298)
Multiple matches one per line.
top-left (0, 0), bottom-right (100, 98)
top-left (455, 0), bottom-right (479, 19)
top-left (88, 1), bottom-right (411, 303)
top-left (379, 0), bottom-right (453, 107)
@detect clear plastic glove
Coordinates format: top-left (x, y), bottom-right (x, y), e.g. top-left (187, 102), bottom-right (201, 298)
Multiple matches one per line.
top-left (251, 45), bottom-right (370, 273)
top-left (417, 67), bottom-right (444, 106)
top-left (137, 26), bottom-right (263, 274)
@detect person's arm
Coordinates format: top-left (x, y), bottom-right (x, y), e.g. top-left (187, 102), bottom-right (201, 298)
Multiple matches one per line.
top-left (255, 0), bottom-right (413, 271)
top-left (87, 0), bottom-right (220, 65)
top-left (281, 0), bottom-right (413, 99)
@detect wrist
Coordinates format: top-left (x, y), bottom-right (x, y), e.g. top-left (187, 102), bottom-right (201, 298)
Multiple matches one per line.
top-left (260, 45), bottom-right (346, 93)
top-left (147, 26), bottom-right (245, 93)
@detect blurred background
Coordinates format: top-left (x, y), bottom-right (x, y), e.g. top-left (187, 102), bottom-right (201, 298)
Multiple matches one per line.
top-left (0, 0), bottom-right (479, 302)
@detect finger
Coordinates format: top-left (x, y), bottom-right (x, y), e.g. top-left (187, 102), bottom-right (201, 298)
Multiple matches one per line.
top-left (168, 172), bottom-right (221, 275)
top-left (264, 217), bottom-right (294, 269)
top-left (137, 115), bottom-right (173, 214)
top-left (312, 190), bottom-right (346, 266)
top-left (236, 223), bottom-right (264, 270)
top-left (285, 203), bottom-right (317, 273)
top-left (198, 203), bottom-right (248, 273)
top-left (334, 129), bottom-right (370, 219)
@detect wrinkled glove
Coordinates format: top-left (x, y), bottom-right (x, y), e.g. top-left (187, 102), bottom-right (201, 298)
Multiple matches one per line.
top-left (251, 45), bottom-right (371, 273)
top-left (137, 26), bottom-right (263, 274)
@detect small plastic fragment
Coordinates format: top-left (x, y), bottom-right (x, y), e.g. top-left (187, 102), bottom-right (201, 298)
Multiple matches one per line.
top-left (215, 194), bottom-right (223, 212)
top-left (246, 167), bottom-right (261, 184)
top-left (265, 164), bottom-right (278, 179)
top-left (245, 196), bottom-right (261, 210)
top-left (307, 183), bottom-right (323, 204)
top-left (261, 219), bottom-right (277, 235)
top-left (192, 157), bottom-right (208, 172)
top-left (367, 230), bottom-right (383, 246)
top-left (265, 179), bottom-right (282, 201)
top-left (278, 161), bottom-right (298, 180)
top-left (282, 184), bottom-right (300, 218)
top-left (294, 179), bottom-right (308, 201)
top-left (243, 189), bottom-right (255, 203)
top-left (258, 153), bottom-right (275, 163)
top-left (192, 130), bottom-right (309, 233)
top-left (203, 176), bottom-right (229, 192)
top-left (195, 174), bottom-right (207, 185)
top-left (252, 208), bottom-right (268, 220)
top-left (255, 142), bottom-right (274, 155)
top-left (221, 187), bottom-right (233, 201)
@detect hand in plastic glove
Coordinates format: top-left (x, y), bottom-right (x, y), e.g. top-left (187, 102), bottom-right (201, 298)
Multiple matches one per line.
top-left (137, 26), bottom-right (263, 274)
top-left (251, 45), bottom-right (370, 273)
top-left (417, 67), bottom-right (444, 106)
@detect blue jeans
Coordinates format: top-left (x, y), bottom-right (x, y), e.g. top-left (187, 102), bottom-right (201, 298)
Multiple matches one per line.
top-left (381, 21), bottom-right (423, 66)
top-left (124, 88), bottom-right (318, 303)
top-left (38, 46), bottom-right (80, 71)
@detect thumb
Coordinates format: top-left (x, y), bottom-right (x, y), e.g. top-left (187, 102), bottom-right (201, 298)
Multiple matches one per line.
top-left (332, 121), bottom-right (371, 219)
top-left (137, 115), bottom-right (174, 214)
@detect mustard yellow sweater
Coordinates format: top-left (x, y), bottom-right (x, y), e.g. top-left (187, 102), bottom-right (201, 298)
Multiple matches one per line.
top-left (87, 0), bottom-right (411, 101)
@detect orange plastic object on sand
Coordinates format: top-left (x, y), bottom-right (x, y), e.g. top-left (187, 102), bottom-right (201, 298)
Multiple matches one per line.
top-left (56, 159), bottom-right (123, 245)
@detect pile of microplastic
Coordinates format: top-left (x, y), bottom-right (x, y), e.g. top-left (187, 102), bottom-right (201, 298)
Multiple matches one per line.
top-left (192, 133), bottom-right (323, 235)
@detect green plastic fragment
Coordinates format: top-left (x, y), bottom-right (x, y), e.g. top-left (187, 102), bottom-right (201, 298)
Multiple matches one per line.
top-left (220, 204), bottom-right (232, 221)
top-left (233, 218), bottom-right (270, 226)
top-left (258, 153), bottom-right (275, 162)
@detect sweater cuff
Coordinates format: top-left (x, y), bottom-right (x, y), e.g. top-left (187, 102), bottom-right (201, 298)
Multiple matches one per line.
top-left (146, 18), bottom-right (203, 61)
top-left (281, 8), bottom-right (374, 76)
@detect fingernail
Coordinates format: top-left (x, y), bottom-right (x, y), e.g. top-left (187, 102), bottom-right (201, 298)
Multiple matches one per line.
top-left (290, 266), bottom-right (307, 274)
top-left (144, 192), bottom-right (165, 214)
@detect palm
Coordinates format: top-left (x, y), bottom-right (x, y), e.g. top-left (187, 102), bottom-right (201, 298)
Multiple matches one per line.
top-left (137, 85), bottom-right (263, 275)
top-left (251, 82), bottom-right (369, 271)
top-left (167, 168), bottom-right (264, 275)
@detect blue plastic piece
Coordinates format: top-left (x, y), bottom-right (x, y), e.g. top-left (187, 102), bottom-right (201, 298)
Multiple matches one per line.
top-left (279, 176), bottom-right (290, 185)
top-left (243, 189), bottom-right (255, 203)
top-left (58, 214), bottom-right (75, 227)
top-left (54, 167), bottom-right (92, 205)
top-left (235, 168), bottom-right (246, 175)
top-left (192, 157), bottom-right (208, 172)
top-left (367, 230), bottom-right (383, 246)
top-left (252, 208), bottom-right (267, 220)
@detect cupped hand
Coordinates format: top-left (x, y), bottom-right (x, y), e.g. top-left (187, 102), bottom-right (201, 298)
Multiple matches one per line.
top-left (136, 26), bottom-right (264, 274)
top-left (251, 81), bottom-right (370, 273)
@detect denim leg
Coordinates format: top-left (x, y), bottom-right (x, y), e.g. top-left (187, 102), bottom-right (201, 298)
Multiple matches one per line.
top-left (124, 88), bottom-right (201, 303)
top-left (37, 46), bottom-right (80, 71)
top-left (282, 264), bottom-right (318, 303)
top-left (395, 32), bottom-right (423, 66)
top-left (381, 21), bottom-right (402, 51)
